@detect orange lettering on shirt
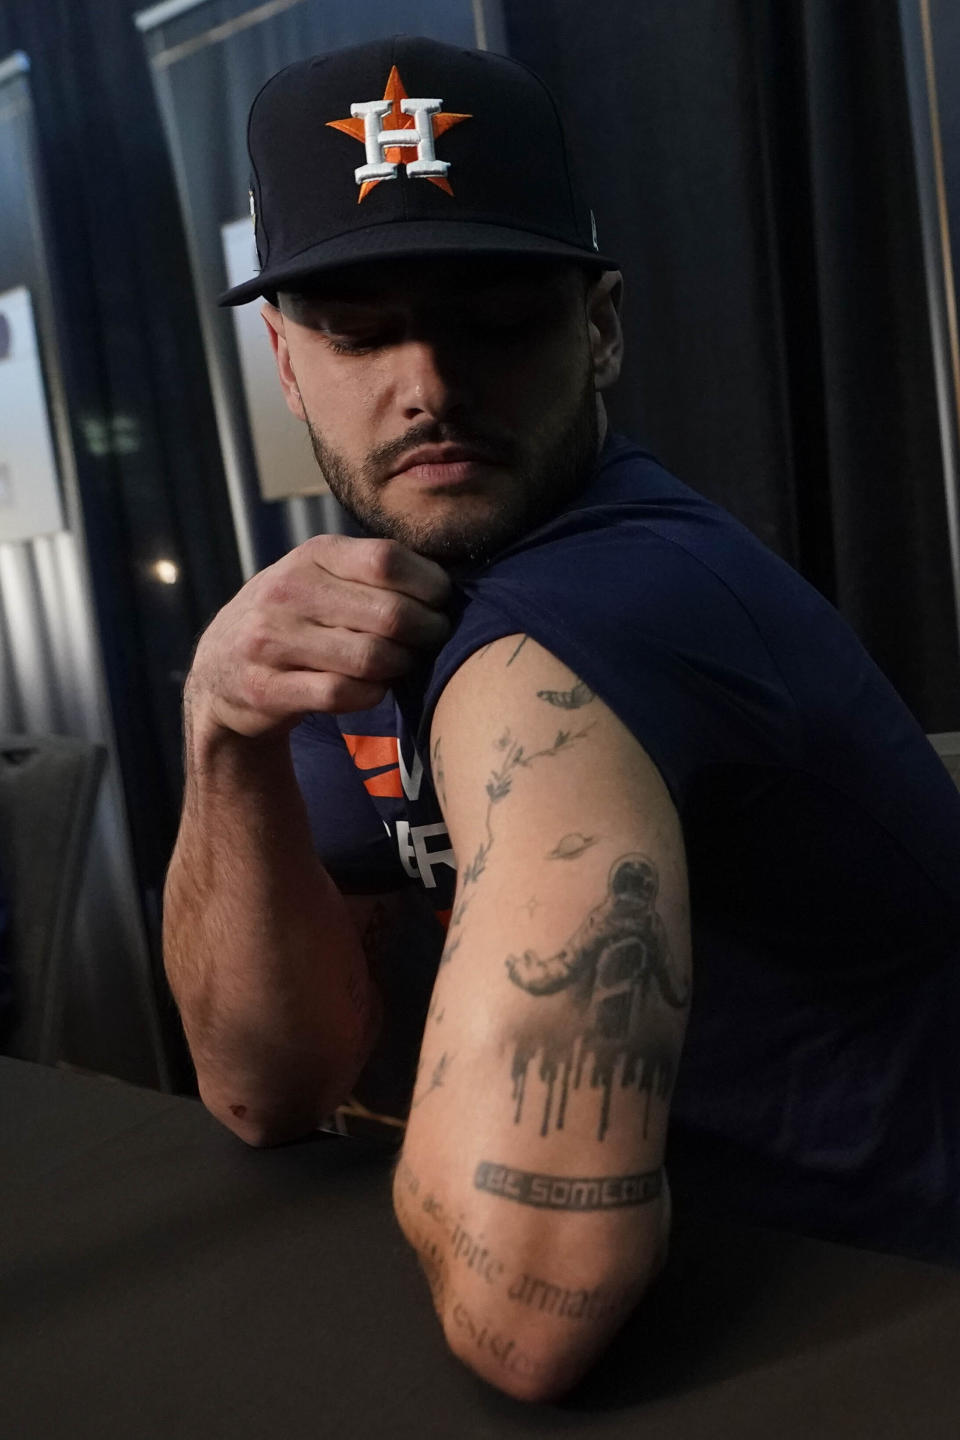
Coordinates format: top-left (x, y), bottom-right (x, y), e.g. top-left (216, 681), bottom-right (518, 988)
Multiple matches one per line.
top-left (342, 733), bottom-right (404, 798)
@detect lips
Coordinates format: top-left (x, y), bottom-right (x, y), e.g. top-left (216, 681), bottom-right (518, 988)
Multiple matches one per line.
top-left (388, 444), bottom-right (499, 477)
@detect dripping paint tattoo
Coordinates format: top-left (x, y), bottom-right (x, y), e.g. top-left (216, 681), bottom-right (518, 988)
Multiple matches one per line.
top-left (537, 680), bottom-right (595, 709)
top-left (505, 854), bottom-right (689, 1141)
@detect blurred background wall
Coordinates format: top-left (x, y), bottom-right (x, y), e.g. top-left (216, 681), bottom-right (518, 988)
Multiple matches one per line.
top-left (0, 0), bottom-right (958, 1090)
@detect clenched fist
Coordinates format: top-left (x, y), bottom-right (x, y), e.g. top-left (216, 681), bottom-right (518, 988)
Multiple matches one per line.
top-left (186, 534), bottom-right (452, 740)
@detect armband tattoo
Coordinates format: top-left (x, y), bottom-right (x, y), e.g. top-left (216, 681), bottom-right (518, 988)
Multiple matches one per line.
top-left (474, 1160), bottom-right (662, 1212)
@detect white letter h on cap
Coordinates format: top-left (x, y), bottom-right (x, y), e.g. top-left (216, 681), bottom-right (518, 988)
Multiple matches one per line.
top-left (351, 98), bottom-right (449, 184)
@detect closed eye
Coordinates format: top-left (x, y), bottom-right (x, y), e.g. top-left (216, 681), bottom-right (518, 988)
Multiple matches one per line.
top-left (323, 333), bottom-right (384, 355)
top-left (320, 320), bottom-right (400, 354)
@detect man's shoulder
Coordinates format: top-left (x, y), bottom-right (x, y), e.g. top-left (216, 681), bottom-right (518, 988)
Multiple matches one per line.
top-left (463, 432), bottom-right (789, 623)
top-left (417, 439), bottom-right (809, 796)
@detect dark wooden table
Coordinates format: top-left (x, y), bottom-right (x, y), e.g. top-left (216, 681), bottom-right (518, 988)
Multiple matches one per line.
top-left (2, 1056), bottom-right (959, 1439)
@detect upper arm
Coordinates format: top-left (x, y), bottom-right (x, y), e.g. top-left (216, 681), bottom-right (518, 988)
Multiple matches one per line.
top-left (394, 634), bottom-right (691, 1400)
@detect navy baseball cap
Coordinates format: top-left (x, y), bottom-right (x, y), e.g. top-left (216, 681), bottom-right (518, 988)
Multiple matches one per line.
top-left (218, 34), bottom-right (618, 306)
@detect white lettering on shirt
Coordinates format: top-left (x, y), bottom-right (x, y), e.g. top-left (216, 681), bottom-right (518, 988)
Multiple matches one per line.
top-left (394, 819), bottom-right (456, 889)
top-left (398, 743), bottom-right (424, 801)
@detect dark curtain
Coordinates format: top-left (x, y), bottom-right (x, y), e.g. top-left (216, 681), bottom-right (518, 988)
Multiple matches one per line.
top-left (505, 0), bottom-right (960, 729)
top-left (0, 0), bottom-right (242, 1086)
top-left (0, 0), bottom-right (241, 868)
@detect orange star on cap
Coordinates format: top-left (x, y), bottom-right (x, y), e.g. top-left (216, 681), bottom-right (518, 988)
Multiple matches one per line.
top-left (327, 65), bottom-right (471, 203)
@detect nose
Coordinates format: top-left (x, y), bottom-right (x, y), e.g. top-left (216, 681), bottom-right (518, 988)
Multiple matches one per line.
top-left (394, 337), bottom-right (469, 423)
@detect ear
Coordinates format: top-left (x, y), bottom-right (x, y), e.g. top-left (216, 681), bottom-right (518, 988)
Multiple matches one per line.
top-left (587, 270), bottom-right (623, 392)
top-left (261, 301), bottom-right (307, 422)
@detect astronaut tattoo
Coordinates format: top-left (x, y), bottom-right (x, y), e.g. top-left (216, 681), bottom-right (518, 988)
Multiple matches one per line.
top-left (505, 854), bottom-right (689, 1141)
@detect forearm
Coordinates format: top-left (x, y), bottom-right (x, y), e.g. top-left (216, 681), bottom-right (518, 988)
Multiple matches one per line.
top-left (393, 1154), bottom-right (667, 1402)
top-left (164, 710), bottom-right (380, 1144)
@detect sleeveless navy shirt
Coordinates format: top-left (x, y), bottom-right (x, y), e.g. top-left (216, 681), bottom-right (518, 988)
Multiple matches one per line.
top-left (290, 433), bottom-right (960, 1265)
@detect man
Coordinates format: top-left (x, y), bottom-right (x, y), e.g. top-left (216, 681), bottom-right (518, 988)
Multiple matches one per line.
top-left (163, 35), bottom-right (960, 1401)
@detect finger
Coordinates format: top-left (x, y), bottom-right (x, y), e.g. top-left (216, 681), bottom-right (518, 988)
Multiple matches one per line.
top-left (305, 535), bottom-right (453, 609)
top-left (291, 573), bottom-right (451, 649)
top-left (240, 666), bottom-right (390, 720)
top-left (247, 619), bottom-right (415, 684)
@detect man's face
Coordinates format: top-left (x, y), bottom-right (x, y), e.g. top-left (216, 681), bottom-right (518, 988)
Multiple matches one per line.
top-left (264, 258), bottom-right (620, 567)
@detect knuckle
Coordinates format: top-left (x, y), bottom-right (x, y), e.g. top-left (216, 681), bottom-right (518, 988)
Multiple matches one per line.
top-left (242, 623), bottom-right (276, 667)
top-left (311, 673), bottom-right (340, 710)
top-left (365, 537), bottom-right (404, 584)
top-left (260, 575), bottom-right (294, 608)
top-left (241, 667), bottom-right (274, 712)
top-left (374, 593), bottom-right (408, 639)
top-left (356, 633), bottom-right (402, 679)
top-left (318, 673), bottom-right (350, 709)
top-left (354, 632), bottom-right (382, 675)
top-left (322, 673), bottom-right (380, 711)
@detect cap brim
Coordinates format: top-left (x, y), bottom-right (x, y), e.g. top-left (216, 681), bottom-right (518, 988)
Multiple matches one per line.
top-left (218, 220), bottom-right (618, 306)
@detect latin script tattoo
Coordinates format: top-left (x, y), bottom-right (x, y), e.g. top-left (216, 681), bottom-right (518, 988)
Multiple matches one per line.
top-left (505, 854), bottom-right (689, 1141)
top-left (395, 1155), bottom-right (636, 1335)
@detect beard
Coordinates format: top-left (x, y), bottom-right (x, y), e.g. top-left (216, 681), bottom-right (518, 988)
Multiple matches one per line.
top-left (303, 367), bottom-right (599, 572)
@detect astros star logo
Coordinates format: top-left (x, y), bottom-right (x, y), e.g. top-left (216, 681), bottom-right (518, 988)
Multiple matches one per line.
top-left (327, 65), bottom-right (471, 203)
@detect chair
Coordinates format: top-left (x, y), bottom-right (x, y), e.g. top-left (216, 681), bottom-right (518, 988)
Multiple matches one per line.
top-left (0, 733), bottom-right (106, 1065)
top-left (927, 731), bottom-right (960, 791)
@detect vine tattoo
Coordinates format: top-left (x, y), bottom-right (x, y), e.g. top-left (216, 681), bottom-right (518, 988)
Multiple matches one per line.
top-left (431, 734), bottom-right (448, 811)
top-left (438, 722), bottom-right (594, 967)
top-left (411, 1051), bottom-right (454, 1109)
top-left (505, 854), bottom-right (689, 1141)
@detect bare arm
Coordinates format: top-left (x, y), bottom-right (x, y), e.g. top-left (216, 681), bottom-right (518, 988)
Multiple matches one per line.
top-left (163, 535), bottom-right (450, 1146)
top-left (164, 715), bottom-right (379, 1146)
top-left (393, 635), bottom-right (690, 1401)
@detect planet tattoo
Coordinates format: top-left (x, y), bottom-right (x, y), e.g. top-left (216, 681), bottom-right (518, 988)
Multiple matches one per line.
top-left (547, 832), bottom-right (599, 861)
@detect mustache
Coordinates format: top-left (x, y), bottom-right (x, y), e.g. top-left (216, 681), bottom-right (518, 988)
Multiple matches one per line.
top-left (367, 423), bottom-right (518, 483)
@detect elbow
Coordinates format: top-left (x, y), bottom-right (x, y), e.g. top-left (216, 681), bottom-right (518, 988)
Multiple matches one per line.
top-left (442, 1303), bottom-right (599, 1404)
top-left (432, 1251), bottom-right (665, 1403)
top-left (220, 1110), bottom-right (313, 1149)
top-left (197, 1079), bottom-right (321, 1148)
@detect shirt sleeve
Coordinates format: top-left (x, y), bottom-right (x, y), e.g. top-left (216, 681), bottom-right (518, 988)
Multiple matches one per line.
top-left (418, 521), bottom-right (800, 812)
top-left (288, 711), bottom-right (406, 894)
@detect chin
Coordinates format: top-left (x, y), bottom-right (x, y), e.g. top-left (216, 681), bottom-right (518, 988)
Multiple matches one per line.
top-left (378, 495), bottom-right (521, 566)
